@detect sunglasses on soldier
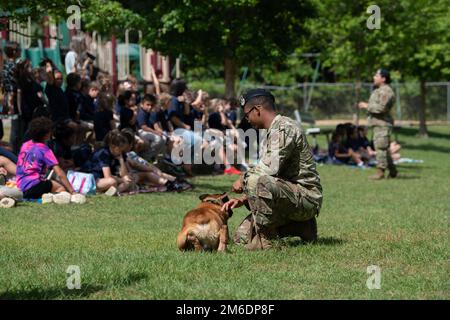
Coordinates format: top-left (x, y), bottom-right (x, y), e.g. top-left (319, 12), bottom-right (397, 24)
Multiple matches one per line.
top-left (244, 106), bottom-right (259, 120)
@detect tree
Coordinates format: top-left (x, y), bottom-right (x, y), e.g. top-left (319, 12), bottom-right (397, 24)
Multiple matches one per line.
top-left (121, 0), bottom-right (315, 98)
top-left (307, 0), bottom-right (450, 136)
top-left (382, 0), bottom-right (450, 137)
top-left (82, 0), bottom-right (146, 37)
top-left (306, 0), bottom-right (401, 122)
top-left (0, 0), bottom-right (145, 37)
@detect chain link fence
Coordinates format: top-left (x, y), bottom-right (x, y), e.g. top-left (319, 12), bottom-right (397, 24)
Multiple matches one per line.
top-left (242, 82), bottom-right (450, 124)
top-left (196, 81), bottom-right (450, 124)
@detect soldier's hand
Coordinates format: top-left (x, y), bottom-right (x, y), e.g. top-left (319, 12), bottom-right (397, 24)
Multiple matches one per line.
top-left (221, 198), bottom-right (245, 212)
top-left (232, 176), bottom-right (243, 193)
top-left (358, 102), bottom-right (368, 109)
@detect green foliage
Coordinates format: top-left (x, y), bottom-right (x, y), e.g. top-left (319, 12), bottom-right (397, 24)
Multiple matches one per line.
top-left (121, 0), bottom-right (315, 93)
top-left (133, 0), bottom-right (314, 65)
top-left (254, 49), bottom-right (316, 86)
top-left (306, 0), bottom-right (450, 82)
top-left (82, 0), bottom-right (146, 36)
top-left (2, 1), bottom-right (449, 88)
top-left (0, 0), bottom-right (69, 22)
top-left (0, 0), bottom-right (146, 37)
top-left (307, 0), bottom-right (386, 81)
top-left (382, 0), bottom-right (450, 81)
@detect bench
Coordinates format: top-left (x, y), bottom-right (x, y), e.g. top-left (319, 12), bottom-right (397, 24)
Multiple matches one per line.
top-left (293, 110), bottom-right (333, 146)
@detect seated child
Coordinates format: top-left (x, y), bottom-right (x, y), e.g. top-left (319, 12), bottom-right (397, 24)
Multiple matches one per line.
top-left (121, 128), bottom-right (190, 191)
top-left (329, 132), bottom-right (364, 167)
top-left (136, 94), bottom-right (166, 159)
top-left (47, 121), bottom-right (77, 171)
top-left (94, 93), bottom-right (116, 142)
top-left (119, 90), bottom-right (138, 131)
top-left (0, 155), bottom-right (17, 178)
top-left (16, 117), bottom-right (75, 199)
top-left (47, 121), bottom-right (92, 171)
top-left (79, 80), bottom-right (98, 129)
top-left (0, 156), bottom-right (23, 202)
top-left (81, 129), bottom-right (134, 194)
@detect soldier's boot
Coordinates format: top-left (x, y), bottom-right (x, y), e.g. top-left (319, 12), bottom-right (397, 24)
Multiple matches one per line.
top-left (277, 217), bottom-right (318, 243)
top-left (244, 228), bottom-right (275, 251)
top-left (234, 214), bottom-right (253, 245)
top-left (388, 166), bottom-right (398, 179)
top-left (369, 168), bottom-right (385, 180)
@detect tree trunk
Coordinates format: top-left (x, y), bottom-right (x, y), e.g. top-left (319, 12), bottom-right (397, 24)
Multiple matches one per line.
top-left (224, 57), bottom-right (237, 99)
top-left (418, 80), bottom-right (429, 138)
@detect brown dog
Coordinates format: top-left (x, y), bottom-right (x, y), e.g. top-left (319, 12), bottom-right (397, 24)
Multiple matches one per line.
top-left (177, 193), bottom-right (233, 252)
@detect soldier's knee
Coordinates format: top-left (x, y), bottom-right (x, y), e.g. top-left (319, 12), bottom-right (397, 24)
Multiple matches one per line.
top-left (256, 175), bottom-right (277, 199)
top-left (374, 128), bottom-right (390, 150)
top-left (374, 137), bottom-right (389, 150)
top-left (244, 174), bottom-right (274, 195)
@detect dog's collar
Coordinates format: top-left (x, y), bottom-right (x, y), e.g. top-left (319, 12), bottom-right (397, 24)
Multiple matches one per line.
top-left (203, 198), bottom-right (233, 218)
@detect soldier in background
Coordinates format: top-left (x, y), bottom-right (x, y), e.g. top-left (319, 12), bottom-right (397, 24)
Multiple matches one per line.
top-left (222, 89), bottom-right (323, 250)
top-left (358, 69), bottom-right (397, 180)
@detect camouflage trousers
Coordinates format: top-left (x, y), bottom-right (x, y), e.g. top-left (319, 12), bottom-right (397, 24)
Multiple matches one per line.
top-left (373, 126), bottom-right (396, 171)
top-left (235, 173), bottom-right (320, 244)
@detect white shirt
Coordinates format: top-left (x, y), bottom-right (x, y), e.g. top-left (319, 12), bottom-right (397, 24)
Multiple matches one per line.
top-left (65, 51), bottom-right (78, 74)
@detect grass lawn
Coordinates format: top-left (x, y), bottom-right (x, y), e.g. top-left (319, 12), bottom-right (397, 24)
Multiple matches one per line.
top-left (0, 126), bottom-right (449, 300)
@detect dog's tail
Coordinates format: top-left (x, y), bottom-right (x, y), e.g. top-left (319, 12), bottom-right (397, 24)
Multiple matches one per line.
top-left (177, 224), bottom-right (200, 251)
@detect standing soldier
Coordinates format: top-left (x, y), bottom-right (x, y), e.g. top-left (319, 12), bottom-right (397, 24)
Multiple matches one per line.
top-left (222, 89), bottom-right (323, 250)
top-left (359, 69), bottom-right (397, 180)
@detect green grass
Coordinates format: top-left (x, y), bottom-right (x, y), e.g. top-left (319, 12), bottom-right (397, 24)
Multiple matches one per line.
top-left (0, 126), bottom-right (449, 300)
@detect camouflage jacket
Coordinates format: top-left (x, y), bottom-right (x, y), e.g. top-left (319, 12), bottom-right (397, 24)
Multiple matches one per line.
top-left (367, 84), bottom-right (395, 126)
top-left (246, 115), bottom-right (323, 202)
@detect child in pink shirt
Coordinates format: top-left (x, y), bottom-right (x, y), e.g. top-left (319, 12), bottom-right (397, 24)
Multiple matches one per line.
top-left (16, 117), bottom-right (75, 199)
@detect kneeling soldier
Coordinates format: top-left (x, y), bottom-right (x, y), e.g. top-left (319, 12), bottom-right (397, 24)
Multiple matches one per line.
top-left (222, 89), bottom-right (323, 250)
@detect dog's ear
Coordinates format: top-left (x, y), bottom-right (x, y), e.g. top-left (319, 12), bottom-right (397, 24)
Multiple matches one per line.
top-left (199, 194), bottom-right (209, 201)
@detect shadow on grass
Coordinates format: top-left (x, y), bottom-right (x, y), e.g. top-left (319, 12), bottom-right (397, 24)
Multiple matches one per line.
top-left (393, 175), bottom-right (421, 180)
top-left (0, 272), bottom-right (148, 300)
top-left (397, 127), bottom-right (450, 140)
top-left (279, 236), bottom-right (346, 248)
top-left (192, 182), bottom-right (231, 193)
top-left (397, 165), bottom-right (427, 170)
top-left (0, 284), bottom-right (104, 300)
top-left (404, 143), bottom-right (450, 154)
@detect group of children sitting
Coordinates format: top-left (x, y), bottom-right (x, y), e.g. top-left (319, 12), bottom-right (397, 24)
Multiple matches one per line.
top-left (327, 123), bottom-right (401, 167)
top-left (0, 115), bottom-right (194, 207)
top-left (0, 49), bottom-right (247, 207)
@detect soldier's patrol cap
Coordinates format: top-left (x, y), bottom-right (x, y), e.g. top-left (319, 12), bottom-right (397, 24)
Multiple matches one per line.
top-left (239, 88), bottom-right (275, 108)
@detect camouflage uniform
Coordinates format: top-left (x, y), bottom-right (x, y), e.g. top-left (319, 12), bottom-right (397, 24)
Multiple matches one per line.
top-left (235, 115), bottom-right (323, 244)
top-left (367, 85), bottom-right (396, 172)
